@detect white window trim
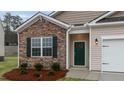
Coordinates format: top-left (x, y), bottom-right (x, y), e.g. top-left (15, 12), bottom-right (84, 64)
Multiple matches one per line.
top-left (31, 37), bottom-right (53, 57)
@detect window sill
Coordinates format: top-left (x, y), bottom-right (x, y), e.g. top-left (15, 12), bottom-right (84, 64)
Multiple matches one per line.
top-left (31, 56), bottom-right (52, 58)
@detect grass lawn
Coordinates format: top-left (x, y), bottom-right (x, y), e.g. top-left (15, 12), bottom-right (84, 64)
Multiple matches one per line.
top-left (0, 57), bottom-right (18, 80)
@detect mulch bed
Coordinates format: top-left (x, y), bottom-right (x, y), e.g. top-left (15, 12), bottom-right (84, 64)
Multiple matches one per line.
top-left (3, 69), bottom-right (66, 81)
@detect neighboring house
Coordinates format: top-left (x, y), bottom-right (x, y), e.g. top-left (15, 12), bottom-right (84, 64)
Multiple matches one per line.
top-left (15, 11), bottom-right (124, 72)
top-left (0, 19), bottom-right (4, 61)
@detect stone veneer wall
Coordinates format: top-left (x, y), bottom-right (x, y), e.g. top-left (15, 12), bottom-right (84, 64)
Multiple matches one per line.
top-left (19, 18), bottom-right (66, 69)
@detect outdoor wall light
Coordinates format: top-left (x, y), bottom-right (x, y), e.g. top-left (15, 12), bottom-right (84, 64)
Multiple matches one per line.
top-left (95, 38), bottom-right (98, 45)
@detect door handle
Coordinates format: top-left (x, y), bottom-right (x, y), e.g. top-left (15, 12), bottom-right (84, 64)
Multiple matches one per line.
top-left (102, 45), bottom-right (109, 47)
top-left (102, 63), bottom-right (109, 65)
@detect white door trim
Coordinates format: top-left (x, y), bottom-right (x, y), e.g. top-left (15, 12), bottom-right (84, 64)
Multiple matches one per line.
top-left (73, 40), bottom-right (87, 67)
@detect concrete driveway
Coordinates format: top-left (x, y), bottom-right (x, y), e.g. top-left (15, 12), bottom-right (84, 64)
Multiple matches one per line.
top-left (99, 72), bottom-right (124, 81)
top-left (66, 68), bottom-right (124, 81)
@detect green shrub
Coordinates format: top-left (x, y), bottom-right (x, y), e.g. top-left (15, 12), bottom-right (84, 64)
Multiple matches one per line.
top-left (48, 69), bottom-right (55, 76)
top-left (51, 62), bottom-right (60, 71)
top-left (20, 63), bottom-right (28, 74)
top-left (34, 63), bottom-right (43, 71)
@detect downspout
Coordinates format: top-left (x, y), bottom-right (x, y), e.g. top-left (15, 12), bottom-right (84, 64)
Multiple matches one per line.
top-left (89, 25), bottom-right (92, 71)
top-left (66, 25), bottom-right (73, 69)
top-left (84, 23), bottom-right (92, 71)
top-left (17, 33), bottom-right (20, 68)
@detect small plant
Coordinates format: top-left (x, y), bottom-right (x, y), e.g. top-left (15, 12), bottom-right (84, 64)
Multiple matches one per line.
top-left (20, 63), bottom-right (28, 74)
top-left (51, 62), bottom-right (60, 71)
top-left (48, 69), bottom-right (55, 76)
top-left (34, 63), bottom-right (43, 71)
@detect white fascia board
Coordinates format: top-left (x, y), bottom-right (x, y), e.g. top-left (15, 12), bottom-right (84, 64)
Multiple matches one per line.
top-left (69, 30), bottom-right (89, 34)
top-left (15, 12), bottom-right (70, 33)
top-left (49, 11), bottom-right (59, 16)
top-left (70, 25), bottom-right (89, 34)
top-left (90, 11), bottom-right (116, 24)
top-left (89, 21), bottom-right (124, 27)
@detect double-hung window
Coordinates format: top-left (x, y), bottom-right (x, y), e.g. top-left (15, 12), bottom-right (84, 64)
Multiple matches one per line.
top-left (31, 38), bottom-right (41, 57)
top-left (31, 37), bottom-right (53, 57)
top-left (42, 37), bottom-right (53, 56)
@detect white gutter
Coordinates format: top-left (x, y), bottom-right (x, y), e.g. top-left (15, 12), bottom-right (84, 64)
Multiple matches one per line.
top-left (89, 21), bottom-right (124, 27)
top-left (89, 25), bottom-right (92, 71)
top-left (66, 25), bottom-right (73, 69)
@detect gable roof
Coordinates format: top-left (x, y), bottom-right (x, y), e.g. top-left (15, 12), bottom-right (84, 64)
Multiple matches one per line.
top-left (15, 12), bottom-right (70, 33)
top-left (49, 11), bottom-right (62, 17)
top-left (50, 11), bottom-right (108, 25)
top-left (50, 11), bottom-right (118, 24)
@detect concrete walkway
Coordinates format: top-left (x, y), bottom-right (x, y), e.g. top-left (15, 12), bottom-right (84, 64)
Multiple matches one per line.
top-left (66, 68), bottom-right (124, 81)
top-left (66, 68), bottom-right (100, 80)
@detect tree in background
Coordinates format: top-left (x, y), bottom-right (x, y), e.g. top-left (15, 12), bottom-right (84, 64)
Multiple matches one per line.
top-left (11, 15), bottom-right (23, 30)
top-left (2, 12), bottom-right (23, 46)
top-left (3, 12), bottom-right (23, 31)
top-left (3, 12), bottom-right (11, 31)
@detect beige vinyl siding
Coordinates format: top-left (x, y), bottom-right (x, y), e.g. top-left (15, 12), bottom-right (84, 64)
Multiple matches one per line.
top-left (91, 25), bottom-right (124, 71)
top-left (109, 11), bottom-right (124, 17)
top-left (0, 20), bottom-right (4, 56)
top-left (54, 11), bottom-right (106, 25)
top-left (69, 34), bottom-right (89, 67)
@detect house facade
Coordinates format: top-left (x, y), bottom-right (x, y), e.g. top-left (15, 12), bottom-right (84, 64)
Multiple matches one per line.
top-left (0, 19), bottom-right (4, 61)
top-left (16, 11), bottom-right (124, 72)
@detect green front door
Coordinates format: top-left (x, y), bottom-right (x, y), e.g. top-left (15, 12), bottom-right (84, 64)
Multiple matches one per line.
top-left (74, 42), bottom-right (85, 66)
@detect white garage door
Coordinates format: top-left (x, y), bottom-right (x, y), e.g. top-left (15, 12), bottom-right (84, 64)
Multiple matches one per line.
top-left (102, 39), bottom-right (124, 72)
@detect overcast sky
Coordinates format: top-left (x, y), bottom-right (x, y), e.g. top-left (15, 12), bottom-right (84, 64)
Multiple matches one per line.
top-left (0, 11), bottom-right (52, 21)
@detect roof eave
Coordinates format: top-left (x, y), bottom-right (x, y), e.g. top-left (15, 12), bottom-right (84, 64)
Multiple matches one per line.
top-left (90, 11), bottom-right (117, 24)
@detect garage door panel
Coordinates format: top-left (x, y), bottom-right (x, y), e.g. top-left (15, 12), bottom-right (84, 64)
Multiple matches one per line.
top-left (102, 39), bottom-right (124, 72)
